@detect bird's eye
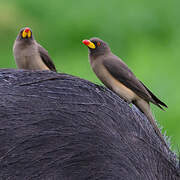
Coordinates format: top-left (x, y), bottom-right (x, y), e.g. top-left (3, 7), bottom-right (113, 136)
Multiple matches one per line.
top-left (97, 42), bottom-right (101, 46)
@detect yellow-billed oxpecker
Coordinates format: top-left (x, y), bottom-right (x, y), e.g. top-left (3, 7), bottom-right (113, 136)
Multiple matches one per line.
top-left (13, 27), bottom-right (56, 72)
top-left (82, 37), bottom-right (168, 145)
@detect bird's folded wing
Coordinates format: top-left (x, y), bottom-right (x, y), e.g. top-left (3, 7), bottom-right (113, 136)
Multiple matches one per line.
top-left (140, 81), bottom-right (168, 108)
top-left (103, 57), bottom-right (152, 102)
top-left (38, 45), bottom-right (57, 72)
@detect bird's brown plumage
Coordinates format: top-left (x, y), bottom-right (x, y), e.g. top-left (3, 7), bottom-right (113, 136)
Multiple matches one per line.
top-left (13, 27), bottom-right (57, 72)
top-left (103, 57), bottom-right (167, 109)
top-left (83, 37), bottom-right (168, 146)
top-left (38, 45), bottom-right (57, 72)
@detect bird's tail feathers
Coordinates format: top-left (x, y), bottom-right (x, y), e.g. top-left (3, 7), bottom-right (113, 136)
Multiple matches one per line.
top-left (140, 81), bottom-right (168, 109)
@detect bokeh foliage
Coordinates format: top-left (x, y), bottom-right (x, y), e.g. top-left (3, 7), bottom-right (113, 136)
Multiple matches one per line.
top-left (0, 0), bottom-right (179, 149)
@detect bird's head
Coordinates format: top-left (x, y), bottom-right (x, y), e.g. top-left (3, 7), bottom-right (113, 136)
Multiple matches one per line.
top-left (16, 27), bottom-right (34, 43)
top-left (82, 38), bottom-right (110, 57)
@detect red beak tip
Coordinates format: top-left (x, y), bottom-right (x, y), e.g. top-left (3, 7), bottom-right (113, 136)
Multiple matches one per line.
top-left (82, 40), bottom-right (90, 45)
top-left (25, 28), bottom-right (30, 33)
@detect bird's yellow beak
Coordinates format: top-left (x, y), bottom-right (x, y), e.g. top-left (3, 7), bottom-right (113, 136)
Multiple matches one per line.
top-left (22, 28), bottom-right (31, 38)
top-left (82, 40), bottom-right (96, 49)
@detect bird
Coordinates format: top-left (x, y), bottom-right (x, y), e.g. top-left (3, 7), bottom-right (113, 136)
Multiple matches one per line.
top-left (13, 27), bottom-right (57, 72)
top-left (82, 37), bottom-right (168, 145)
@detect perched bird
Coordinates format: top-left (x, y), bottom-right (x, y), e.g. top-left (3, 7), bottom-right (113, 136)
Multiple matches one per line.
top-left (13, 27), bottom-right (57, 72)
top-left (82, 37), bottom-right (168, 144)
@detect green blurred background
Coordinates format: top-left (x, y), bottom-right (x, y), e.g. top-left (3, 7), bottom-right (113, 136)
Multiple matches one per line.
top-left (0, 0), bottom-right (179, 149)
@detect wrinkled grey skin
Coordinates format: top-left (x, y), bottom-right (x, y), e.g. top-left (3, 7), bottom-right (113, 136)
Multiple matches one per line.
top-left (0, 69), bottom-right (179, 180)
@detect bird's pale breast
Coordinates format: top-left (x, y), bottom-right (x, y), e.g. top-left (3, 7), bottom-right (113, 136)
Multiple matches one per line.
top-left (92, 59), bottom-right (138, 102)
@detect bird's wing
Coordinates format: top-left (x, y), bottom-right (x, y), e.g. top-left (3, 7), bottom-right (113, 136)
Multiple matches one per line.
top-left (140, 81), bottom-right (168, 108)
top-left (103, 56), bottom-right (166, 108)
top-left (38, 44), bottom-right (57, 72)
